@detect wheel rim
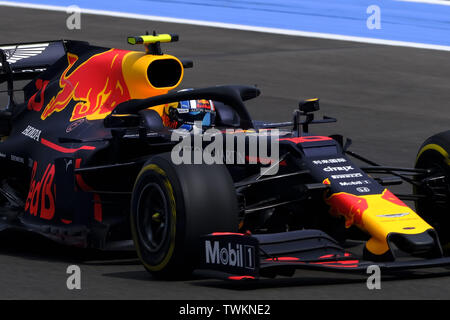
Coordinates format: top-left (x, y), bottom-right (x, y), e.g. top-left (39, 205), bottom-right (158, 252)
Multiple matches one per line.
top-left (136, 183), bottom-right (170, 253)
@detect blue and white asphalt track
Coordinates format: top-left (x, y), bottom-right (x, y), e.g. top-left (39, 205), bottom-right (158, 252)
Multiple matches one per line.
top-left (1, 0), bottom-right (450, 51)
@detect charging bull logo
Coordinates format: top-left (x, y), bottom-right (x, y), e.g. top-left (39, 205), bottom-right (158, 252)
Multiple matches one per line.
top-left (326, 189), bottom-right (410, 229)
top-left (326, 193), bottom-right (368, 228)
top-left (41, 49), bottom-right (131, 121)
top-left (27, 79), bottom-right (50, 112)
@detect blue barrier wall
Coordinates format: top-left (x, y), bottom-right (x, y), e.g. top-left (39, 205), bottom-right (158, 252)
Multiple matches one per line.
top-left (2, 0), bottom-right (450, 47)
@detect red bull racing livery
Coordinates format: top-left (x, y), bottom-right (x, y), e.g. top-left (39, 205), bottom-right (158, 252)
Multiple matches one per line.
top-left (0, 34), bottom-right (450, 281)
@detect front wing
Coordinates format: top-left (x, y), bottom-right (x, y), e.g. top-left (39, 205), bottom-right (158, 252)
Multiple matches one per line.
top-left (200, 230), bottom-right (450, 280)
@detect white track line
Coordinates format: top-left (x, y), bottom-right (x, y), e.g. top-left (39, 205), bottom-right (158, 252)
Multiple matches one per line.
top-left (396, 0), bottom-right (450, 6)
top-left (1, 1), bottom-right (450, 52)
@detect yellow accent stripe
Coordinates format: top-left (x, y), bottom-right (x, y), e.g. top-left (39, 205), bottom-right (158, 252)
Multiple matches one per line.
top-left (417, 143), bottom-right (450, 166)
top-left (131, 164), bottom-right (177, 272)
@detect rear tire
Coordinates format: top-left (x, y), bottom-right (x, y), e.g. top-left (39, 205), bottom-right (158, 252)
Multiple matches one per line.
top-left (130, 153), bottom-right (238, 279)
top-left (415, 131), bottom-right (450, 246)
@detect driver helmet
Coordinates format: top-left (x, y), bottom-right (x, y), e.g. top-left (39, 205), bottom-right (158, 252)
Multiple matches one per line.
top-left (162, 99), bottom-right (216, 130)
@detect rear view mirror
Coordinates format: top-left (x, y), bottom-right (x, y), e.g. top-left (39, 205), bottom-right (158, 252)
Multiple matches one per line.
top-left (299, 98), bottom-right (320, 113)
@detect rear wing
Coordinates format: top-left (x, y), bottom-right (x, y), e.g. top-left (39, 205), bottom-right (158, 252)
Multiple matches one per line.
top-left (0, 40), bottom-right (68, 83)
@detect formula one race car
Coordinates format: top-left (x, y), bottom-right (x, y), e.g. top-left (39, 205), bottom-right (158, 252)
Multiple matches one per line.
top-left (1, 34), bottom-right (450, 280)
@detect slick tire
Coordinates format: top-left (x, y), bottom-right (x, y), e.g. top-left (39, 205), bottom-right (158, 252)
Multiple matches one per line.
top-left (415, 130), bottom-right (450, 246)
top-left (130, 153), bottom-right (239, 279)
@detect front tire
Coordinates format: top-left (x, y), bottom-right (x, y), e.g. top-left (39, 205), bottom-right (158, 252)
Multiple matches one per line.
top-left (415, 131), bottom-right (450, 246)
top-left (130, 153), bottom-right (238, 279)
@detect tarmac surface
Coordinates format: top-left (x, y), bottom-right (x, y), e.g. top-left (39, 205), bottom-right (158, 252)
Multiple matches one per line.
top-left (1, 6), bottom-right (450, 299)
